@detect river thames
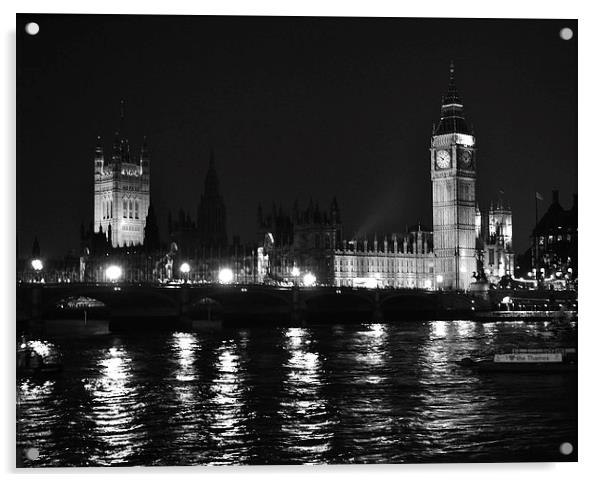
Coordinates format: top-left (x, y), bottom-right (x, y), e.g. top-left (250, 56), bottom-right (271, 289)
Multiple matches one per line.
top-left (16, 319), bottom-right (577, 466)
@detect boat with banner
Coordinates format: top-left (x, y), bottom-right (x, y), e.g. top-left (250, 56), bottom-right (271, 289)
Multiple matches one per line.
top-left (456, 347), bottom-right (577, 373)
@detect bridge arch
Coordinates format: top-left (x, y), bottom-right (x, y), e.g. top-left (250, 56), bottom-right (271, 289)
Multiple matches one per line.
top-left (302, 290), bottom-right (374, 322)
top-left (39, 286), bottom-right (180, 318)
top-left (380, 290), bottom-right (473, 320)
top-left (190, 288), bottom-right (291, 310)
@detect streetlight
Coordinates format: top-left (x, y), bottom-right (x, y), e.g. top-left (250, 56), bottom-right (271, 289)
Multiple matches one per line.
top-left (218, 268), bottom-right (234, 284)
top-left (291, 266), bottom-right (300, 286)
top-left (31, 258), bottom-right (43, 283)
top-left (303, 272), bottom-right (316, 287)
top-left (106, 265), bottom-right (122, 282)
top-left (180, 262), bottom-right (191, 283)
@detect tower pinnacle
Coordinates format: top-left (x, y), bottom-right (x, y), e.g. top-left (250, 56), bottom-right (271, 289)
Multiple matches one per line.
top-left (94, 103), bottom-right (150, 248)
top-left (434, 61), bottom-right (470, 136)
top-left (204, 148), bottom-right (219, 198)
top-left (94, 136), bottom-right (104, 173)
top-left (140, 136), bottom-right (150, 171)
top-left (118, 99), bottom-right (127, 141)
top-left (95, 136), bottom-right (104, 159)
top-left (442, 59), bottom-right (462, 107)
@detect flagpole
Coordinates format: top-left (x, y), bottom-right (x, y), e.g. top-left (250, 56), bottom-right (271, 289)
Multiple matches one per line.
top-left (534, 192), bottom-right (539, 283)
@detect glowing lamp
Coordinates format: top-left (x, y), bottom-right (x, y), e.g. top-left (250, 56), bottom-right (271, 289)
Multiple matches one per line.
top-left (303, 273), bottom-right (317, 287)
top-left (31, 259), bottom-right (43, 271)
top-left (180, 262), bottom-right (191, 274)
top-left (291, 266), bottom-right (300, 277)
top-left (436, 275), bottom-right (443, 283)
top-left (218, 268), bottom-right (234, 284)
top-left (106, 265), bottom-right (122, 282)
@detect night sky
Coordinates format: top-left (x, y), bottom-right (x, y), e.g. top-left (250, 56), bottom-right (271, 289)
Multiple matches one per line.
top-left (16, 15), bottom-right (577, 259)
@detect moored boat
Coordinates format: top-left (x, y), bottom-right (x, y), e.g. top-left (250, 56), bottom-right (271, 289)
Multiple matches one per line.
top-left (457, 347), bottom-right (576, 373)
top-left (17, 339), bottom-right (63, 377)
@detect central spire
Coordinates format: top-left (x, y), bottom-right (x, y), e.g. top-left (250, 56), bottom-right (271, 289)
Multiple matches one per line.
top-left (118, 99), bottom-right (127, 139)
top-left (204, 148), bottom-right (220, 198)
top-left (442, 60), bottom-right (462, 107)
top-left (111, 101), bottom-right (132, 164)
top-left (433, 61), bottom-right (471, 136)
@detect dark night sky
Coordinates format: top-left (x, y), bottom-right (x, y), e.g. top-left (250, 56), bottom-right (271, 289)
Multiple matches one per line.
top-left (16, 14), bottom-right (577, 258)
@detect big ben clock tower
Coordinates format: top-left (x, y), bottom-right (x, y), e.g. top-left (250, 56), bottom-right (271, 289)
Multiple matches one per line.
top-left (431, 62), bottom-right (477, 290)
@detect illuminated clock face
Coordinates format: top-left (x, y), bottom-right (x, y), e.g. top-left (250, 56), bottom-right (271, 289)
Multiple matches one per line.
top-left (436, 150), bottom-right (451, 169)
top-left (460, 149), bottom-right (473, 168)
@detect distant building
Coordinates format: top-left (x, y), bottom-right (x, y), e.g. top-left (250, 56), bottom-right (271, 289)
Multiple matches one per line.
top-left (197, 150), bottom-right (228, 248)
top-left (256, 198), bottom-right (437, 289)
top-left (333, 227), bottom-right (434, 289)
top-left (256, 198), bottom-right (343, 285)
top-left (517, 190), bottom-right (577, 283)
top-left (94, 102), bottom-right (150, 248)
top-left (72, 64), bottom-right (517, 288)
top-left (478, 197), bottom-right (515, 284)
top-left (256, 62), bottom-right (513, 290)
top-left (430, 61), bottom-right (477, 290)
top-left (169, 150), bottom-right (229, 258)
top-left (162, 152), bottom-right (256, 283)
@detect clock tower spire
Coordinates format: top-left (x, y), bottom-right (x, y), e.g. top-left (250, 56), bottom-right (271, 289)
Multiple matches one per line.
top-left (431, 62), bottom-right (477, 290)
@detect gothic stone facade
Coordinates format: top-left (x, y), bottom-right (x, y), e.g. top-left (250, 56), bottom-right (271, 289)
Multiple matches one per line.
top-left (258, 63), bottom-right (514, 290)
top-left (94, 107), bottom-right (150, 248)
top-left (333, 230), bottom-right (434, 289)
top-left (479, 199), bottom-right (515, 283)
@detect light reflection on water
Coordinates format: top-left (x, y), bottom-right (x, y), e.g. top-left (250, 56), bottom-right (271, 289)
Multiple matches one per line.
top-left (280, 327), bottom-right (333, 463)
top-left (206, 341), bottom-right (249, 465)
top-left (17, 379), bottom-right (57, 459)
top-left (417, 321), bottom-right (492, 457)
top-left (330, 323), bottom-right (400, 463)
top-left (85, 345), bottom-right (145, 466)
top-left (173, 332), bottom-right (197, 384)
top-left (17, 320), bottom-right (577, 466)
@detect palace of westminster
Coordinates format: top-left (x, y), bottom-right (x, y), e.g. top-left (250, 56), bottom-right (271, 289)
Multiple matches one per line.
top-left (63, 62), bottom-right (517, 291)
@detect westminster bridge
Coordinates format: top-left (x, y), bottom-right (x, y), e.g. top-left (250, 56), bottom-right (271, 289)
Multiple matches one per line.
top-left (16, 282), bottom-right (578, 327)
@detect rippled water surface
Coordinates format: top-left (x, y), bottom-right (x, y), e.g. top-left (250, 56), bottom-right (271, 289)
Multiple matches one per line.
top-left (17, 320), bottom-right (577, 466)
